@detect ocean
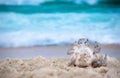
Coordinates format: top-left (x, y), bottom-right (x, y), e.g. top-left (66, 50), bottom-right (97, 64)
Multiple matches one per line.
top-left (0, 0), bottom-right (120, 47)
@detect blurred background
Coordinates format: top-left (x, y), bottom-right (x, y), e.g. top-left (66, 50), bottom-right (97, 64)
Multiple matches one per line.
top-left (0, 0), bottom-right (120, 47)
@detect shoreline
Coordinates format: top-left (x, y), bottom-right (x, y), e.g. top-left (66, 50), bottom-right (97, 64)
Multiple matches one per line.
top-left (0, 44), bottom-right (120, 59)
top-left (0, 43), bottom-right (120, 49)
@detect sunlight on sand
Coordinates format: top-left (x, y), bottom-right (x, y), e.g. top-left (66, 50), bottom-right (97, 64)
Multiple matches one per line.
top-left (0, 56), bottom-right (120, 78)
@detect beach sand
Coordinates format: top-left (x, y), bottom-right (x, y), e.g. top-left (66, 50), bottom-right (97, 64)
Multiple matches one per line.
top-left (0, 44), bottom-right (120, 78)
top-left (0, 56), bottom-right (120, 78)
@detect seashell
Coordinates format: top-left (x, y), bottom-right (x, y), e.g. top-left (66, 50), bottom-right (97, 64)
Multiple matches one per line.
top-left (93, 41), bottom-right (101, 54)
top-left (67, 38), bottom-right (107, 68)
top-left (91, 54), bottom-right (107, 68)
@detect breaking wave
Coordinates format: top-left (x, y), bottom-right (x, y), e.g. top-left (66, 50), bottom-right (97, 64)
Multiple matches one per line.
top-left (0, 12), bottom-right (120, 47)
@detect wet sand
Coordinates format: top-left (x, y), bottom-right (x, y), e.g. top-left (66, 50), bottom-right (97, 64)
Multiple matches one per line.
top-left (0, 44), bottom-right (120, 59)
top-left (0, 44), bottom-right (120, 78)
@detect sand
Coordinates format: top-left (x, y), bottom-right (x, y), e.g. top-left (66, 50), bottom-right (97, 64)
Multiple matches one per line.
top-left (0, 56), bottom-right (120, 78)
top-left (0, 44), bottom-right (120, 78)
top-left (0, 44), bottom-right (120, 59)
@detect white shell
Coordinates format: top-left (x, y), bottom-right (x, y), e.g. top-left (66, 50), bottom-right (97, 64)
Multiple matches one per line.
top-left (67, 38), bottom-right (107, 67)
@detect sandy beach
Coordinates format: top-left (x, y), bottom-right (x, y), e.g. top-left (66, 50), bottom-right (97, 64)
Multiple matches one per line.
top-left (0, 56), bottom-right (120, 78)
top-left (0, 44), bottom-right (120, 78)
top-left (0, 0), bottom-right (120, 77)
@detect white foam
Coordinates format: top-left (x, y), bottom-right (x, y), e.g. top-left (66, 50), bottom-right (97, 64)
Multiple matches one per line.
top-left (0, 12), bottom-right (120, 47)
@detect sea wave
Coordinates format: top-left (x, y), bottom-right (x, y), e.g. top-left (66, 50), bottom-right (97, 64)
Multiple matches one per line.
top-left (0, 0), bottom-right (120, 6)
top-left (0, 1), bottom-right (120, 14)
top-left (0, 12), bottom-right (120, 47)
top-left (0, 30), bottom-right (119, 47)
top-left (0, 0), bottom-right (99, 5)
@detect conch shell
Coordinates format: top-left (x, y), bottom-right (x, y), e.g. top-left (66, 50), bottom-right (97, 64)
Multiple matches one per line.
top-left (67, 38), bottom-right (107, 68)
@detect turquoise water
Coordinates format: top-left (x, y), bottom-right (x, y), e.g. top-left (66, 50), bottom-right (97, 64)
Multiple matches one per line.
top-left (0, 1), bottom-right (120, 13)
top-left (0, 0), bottom-right (120, 47)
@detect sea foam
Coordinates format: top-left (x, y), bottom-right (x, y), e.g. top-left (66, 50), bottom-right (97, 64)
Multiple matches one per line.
top-left (0, 12), bottom-right (120, 47)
